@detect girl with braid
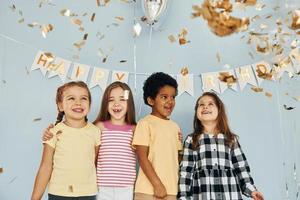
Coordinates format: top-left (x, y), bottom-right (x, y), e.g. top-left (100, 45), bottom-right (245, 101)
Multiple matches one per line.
top-left (31, 81), bottom-right (101, 200)
top-left (178, 92), bottom-right (264, 200)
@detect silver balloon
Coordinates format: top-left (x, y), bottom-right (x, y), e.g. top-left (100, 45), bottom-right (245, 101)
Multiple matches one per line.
top-left (141, 0), bottom-right (169, 28)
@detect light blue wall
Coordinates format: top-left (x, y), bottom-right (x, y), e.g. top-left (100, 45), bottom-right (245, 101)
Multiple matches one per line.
top-left (0, 0), bottom-right (299, 199)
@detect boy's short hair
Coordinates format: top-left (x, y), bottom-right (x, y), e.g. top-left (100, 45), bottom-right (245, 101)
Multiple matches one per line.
top-left (143, 72), bottom-right (178, 106)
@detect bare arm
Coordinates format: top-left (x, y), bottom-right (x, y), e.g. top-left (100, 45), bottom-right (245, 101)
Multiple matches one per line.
top-left (135, 145), bottom-right (167, 199)
top-left (31, 144), bottom-right (54, 200)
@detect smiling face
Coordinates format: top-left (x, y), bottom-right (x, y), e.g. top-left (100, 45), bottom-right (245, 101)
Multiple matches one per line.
top-left (196, 95), bottom-right (219, 124)
top-left (58, 85), bottom-right (90, 123)
top-left (148, 85), bottom-right (176, 120)
top-left (107, 86), bottom-right (128, 124)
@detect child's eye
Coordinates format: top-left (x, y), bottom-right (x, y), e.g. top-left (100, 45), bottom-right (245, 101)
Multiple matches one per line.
top-left (81, 97), bottom-right (88, 101)
top-left (67, 97), bottom-right (75, 101)
top-left (120, 98), bottom-right (126, 101)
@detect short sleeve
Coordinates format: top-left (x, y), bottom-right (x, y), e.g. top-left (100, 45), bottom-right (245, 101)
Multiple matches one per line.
top-left (132, 120), bottom-right (150, 147)
top-left (42, 127), bottom-right (58, 148)
top-left (94, 128), bottom-right (101, 146)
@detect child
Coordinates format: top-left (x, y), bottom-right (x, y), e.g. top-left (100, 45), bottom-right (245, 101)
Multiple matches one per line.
top-left (31, 81), bottom-right (101, 200)
top-left (93, 81), bottom-right (136, 200)
top-left (42, 81), bottom-right (137, 200)
top-left (178, 92), bottom-right (264, 200)
top-left (132, 72), bottom-right (182, 200)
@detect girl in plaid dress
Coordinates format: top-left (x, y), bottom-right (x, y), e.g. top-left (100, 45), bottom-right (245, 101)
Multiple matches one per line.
top-left (178, 92), bottom-right (264, 200)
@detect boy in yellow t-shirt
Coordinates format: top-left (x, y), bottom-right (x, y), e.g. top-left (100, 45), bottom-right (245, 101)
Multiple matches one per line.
top-left (132, 72), bottom-right (182, 200)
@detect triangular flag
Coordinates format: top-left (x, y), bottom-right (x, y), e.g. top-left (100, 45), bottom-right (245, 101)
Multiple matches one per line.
top-left (217, 70), bottom-right (238, 93)
top-left (177, 74), bottom-right (194, 96)
top-left (235, 65), bottom-right (257, 91)
top-left (111, 70), bottom-right (129, 83)
top-left (70, 63), bottom-right (90, 82)
top-left (252, 61), bottom-right (273, 86)
top-left (47, 57), bottom-right (71, 82)
top-left (89, 67), bottom-right (109, 90)
top-left (31, 51), bottom-right (52, 76)
top-left (201, 72), bottom-right (220, 94)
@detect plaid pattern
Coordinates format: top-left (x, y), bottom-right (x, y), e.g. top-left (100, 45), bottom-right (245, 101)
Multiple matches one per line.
top-left (178, 134), bottom-right (256, 200)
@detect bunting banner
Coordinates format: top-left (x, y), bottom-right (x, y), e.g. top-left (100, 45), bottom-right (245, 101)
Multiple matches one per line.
top-left (89, 67), bottom-right (109, 90)
top-left (30, 51), bottom-right (299, 95)
top-left (71, 62), bottom-right (90, 82)
top-left (235, 65), bottom-right (257, 91)
top-left (177, 74), bottom-right (194, 96)
top-left (111, 70), bottom-right (129, 83)
top-left (201, 72), bottom-right (220, 94)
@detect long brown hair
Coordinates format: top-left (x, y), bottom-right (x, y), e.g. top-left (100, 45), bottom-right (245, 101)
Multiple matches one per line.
top-left (191, 92), bottom-right (236, 149)
top-left (55, 81), bottom-right (91, 125)
top-left (93, 81), bottom-right (136, 125)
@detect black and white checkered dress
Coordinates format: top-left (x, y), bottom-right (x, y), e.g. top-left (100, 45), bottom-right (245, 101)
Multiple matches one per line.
top-left (178, 133), bottom-right (257, 200)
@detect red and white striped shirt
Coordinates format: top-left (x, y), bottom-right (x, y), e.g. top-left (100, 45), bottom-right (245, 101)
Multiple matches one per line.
top-left (96, 121), bottom-right (136, 187)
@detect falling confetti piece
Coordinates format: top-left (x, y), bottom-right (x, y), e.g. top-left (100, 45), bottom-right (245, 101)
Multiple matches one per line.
top-left (284, 104), bottom-right (295, 110)
top-left (44, 52), bottom-right (55, 62)
top-left (91, 13), bottom-right (96, 21)
top-left (96, 32), bottom-right (105, 40)
top-left (10, 4), bottom-right (16, 11)
top-left (115, 16), bottom-right (124, 21)
top-left (218, 72), bottom-right (237, 86)
top-left (33, 118), bottom-right (42, 122)
top-left (120, 60), bottom-right (127, 63)
top-left (293, 96), bottom-right (300, 101)
top-left (73, 40), bottom-right (85, 50)
top-left (265, 92), bottom-right (272, 98)
top-left (69, 185), bottom-right (73, 192)
top-left (291, 9), bottom-right (300, 30)
top-left (216, 52), bottom-right (221, 62)
top-left (102, 56), bottom-right (108, 63)
top-left (60, 9), bottom-right (71, 17)
top-left (251, 86), bottom-right (263, 92)
top-left (2, 80), bottom-right (6, 84)
top-left (180, 66), bottom-right (189, 76)
top-left (41, 24), bottom-right (54, 38)
top-left (71, 18), bottom-right (82, 26)
top-left (9, 176), bottom-right (17, 184)
top-left (248, 52), bottom-right (254, 59)
top-left (18, 18), bottom-right (25, 23)
top-left (168, 35), bottom-right (176, 43)
top-left (83, 33), bottom-right (88, 40)
top-left (0, 167), bottom-right (3, 173)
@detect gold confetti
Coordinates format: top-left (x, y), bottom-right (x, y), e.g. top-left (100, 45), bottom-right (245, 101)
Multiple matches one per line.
top-left (256, 65), bottom-right (273, 80)
top-left (60, 9), bottom-right (71, 17)
top-left (178, 28), bottom-right (190, 45)
top-left (33, 118), bottom-right (42, 122)
top-left (180, 67), bottom-right (189, 76)
top-left (168, 35), bottom-right (176, 43)
top-left (193, 0), bottom-right (252, 37)
top-left (69, 185), bottom-right (73, 192)
top-left (73, 40), bottom-right (85, 50)
top-left (71, 18), bottom-right (82, 26)
top-left (0, 167), bottom-right (3, 174)
top-left (216, 52), bottom-right (221, 62)
top-left (251, 86), bottom-right (263, 92)
top-left (41, 24), bottom-right (53, 38)
top-left (83, 33), bottom-right (88, 40)
top-left (191, 5), bottom-right (202, 18)
top-left (44, 52), bottom-right (55, 62)
top-left (265, 92), bottom-right (272, 98)
top-left (27, 22), bottom-right (39, 28)
top-left (115, 16), bottom-right (124, 21)
top-left (235, 0), bottom-right (257, 6)
top-left (18, 18), bottom-right (25, 23)
top-left (96, 0), bottom-right (100, 6)
top-left (91, 13), bottom-right (96, 21)
top-left (291, 9), bottom-right (300, 30)
top-left (102, 56), bottom-right (108, 63)
top-left (218, 72), bottom-right (237, 86)
top-left (293, 96), bottom-right (300, 101)
top-left (284, 104), bottom-right (295, 110)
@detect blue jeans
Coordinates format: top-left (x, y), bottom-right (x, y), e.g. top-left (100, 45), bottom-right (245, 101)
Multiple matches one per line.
top-left (48, 194), bottom-right (96, 200)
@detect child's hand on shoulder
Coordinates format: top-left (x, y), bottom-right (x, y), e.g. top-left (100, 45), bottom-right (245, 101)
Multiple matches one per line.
top-left (252, 191), bottom-right (264, 200)
top-left (154, 182), bottom-right (167, 199)
top-left (178, 130), bottom-right (183, 143)
top-left (42, 124), bottom-right (54, 141)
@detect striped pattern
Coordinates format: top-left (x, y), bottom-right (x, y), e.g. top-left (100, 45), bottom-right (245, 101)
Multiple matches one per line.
top-left (96, 122), bottom-right (136, 187)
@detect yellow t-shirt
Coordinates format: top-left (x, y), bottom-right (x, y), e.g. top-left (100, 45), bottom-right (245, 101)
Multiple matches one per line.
top-left (132, 114), bottom-right (182, 195)
top-left (44, 122), bottom-right (101, 197)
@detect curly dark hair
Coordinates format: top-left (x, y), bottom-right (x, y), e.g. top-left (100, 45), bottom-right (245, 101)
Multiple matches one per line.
top-left (143, 72), bottom-right (178, 106)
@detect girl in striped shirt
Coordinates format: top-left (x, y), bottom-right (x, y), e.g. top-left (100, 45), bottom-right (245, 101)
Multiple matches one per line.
top-left (93, 81), bottom-right (136, 200)
top-left (42, 81), bottom-right (136, 200)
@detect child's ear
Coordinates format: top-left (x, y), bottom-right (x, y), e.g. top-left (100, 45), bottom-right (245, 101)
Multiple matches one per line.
top-left (147, 97), bottom-right (154, 106)
top-left (57, 103), bottom-right (64, 112)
